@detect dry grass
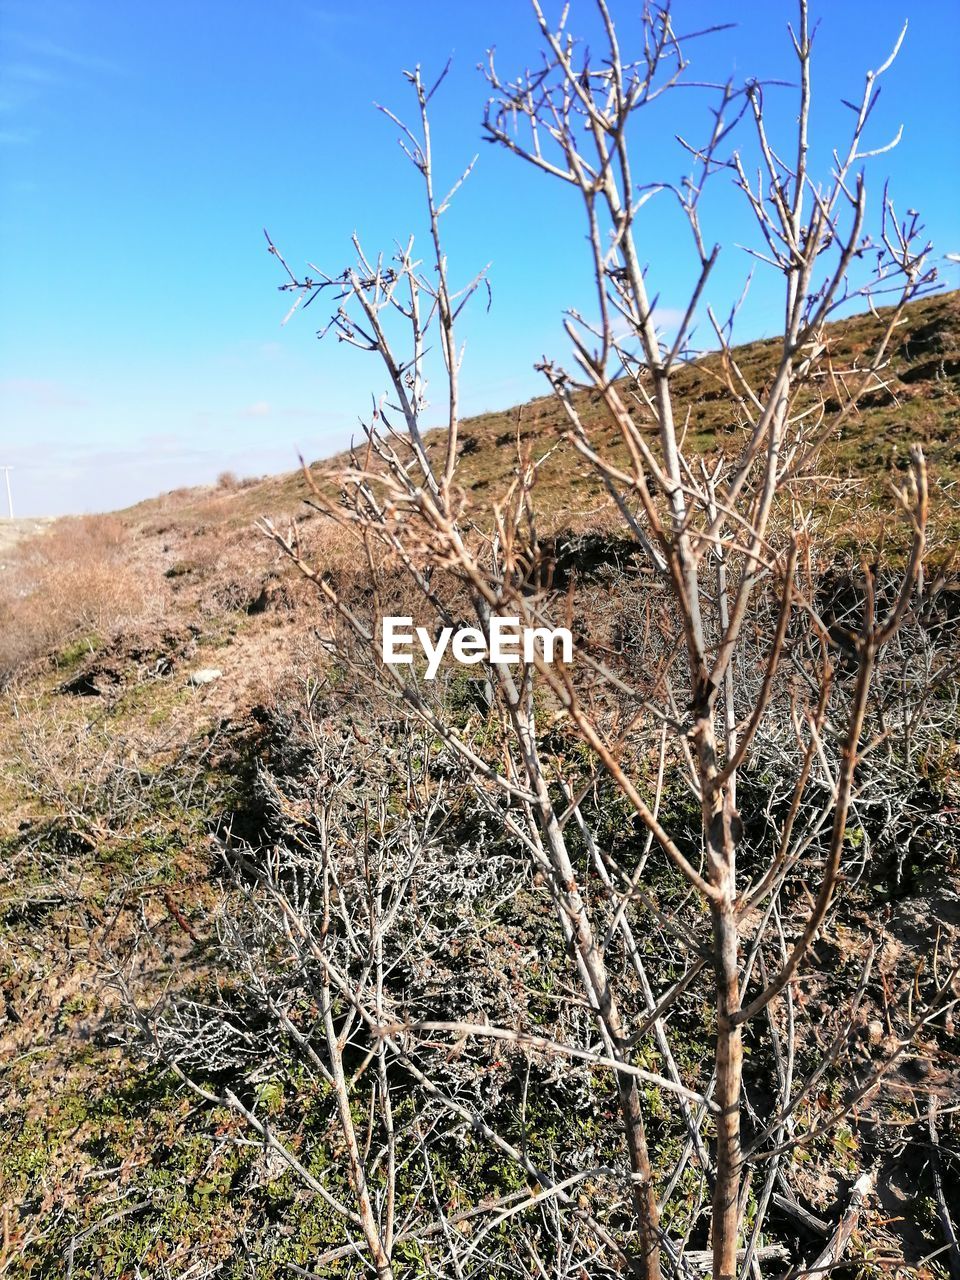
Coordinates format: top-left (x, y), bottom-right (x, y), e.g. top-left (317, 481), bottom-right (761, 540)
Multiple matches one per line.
top-left (0, 515), bottom-right (166, 685)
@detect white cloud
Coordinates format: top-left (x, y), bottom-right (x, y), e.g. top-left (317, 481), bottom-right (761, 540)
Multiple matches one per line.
top-left (18, 38), bottom-right (122, 77)
top-left (0, 127), bottom-right (34, 145)
top-left (0, 377), bottom-right (89, 409)
top-left (608, 306), bottom-right (692, 342)
top-left (241, 400), bottom-right (272, 418)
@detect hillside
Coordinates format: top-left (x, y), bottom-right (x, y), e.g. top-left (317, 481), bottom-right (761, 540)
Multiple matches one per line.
top-left (114, 288), bottom-right (960, 546)
top-left (1, 291), bottom-right (959, 1278)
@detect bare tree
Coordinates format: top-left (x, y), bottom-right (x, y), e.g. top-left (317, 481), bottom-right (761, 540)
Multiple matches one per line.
top-left (124, 5), bottom-right (959, 1279)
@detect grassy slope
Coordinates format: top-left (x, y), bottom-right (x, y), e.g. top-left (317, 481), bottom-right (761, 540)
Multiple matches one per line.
top-left (115, 288), bottom-right (960, 551)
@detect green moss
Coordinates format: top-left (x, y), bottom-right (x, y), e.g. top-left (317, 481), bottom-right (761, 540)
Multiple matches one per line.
top-left (55, 634), bottom-right (100, 668)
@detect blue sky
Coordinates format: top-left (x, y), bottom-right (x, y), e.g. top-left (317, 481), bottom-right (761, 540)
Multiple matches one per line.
top-left (1, 0), bottom-right (958, 517)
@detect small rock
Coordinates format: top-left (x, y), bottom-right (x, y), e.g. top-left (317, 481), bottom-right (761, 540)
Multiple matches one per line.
top-left (188, 668), bottom-right (222, 686)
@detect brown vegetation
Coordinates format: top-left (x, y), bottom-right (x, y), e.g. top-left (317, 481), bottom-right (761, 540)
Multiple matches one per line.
top-left (0, 516), bottom-right (164, 685)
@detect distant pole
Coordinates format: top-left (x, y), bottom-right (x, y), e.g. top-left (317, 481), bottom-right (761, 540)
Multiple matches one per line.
top-left (1, 467), bottom-right (11, 519)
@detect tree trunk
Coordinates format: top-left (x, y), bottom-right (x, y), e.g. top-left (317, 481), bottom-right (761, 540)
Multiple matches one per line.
top-left (710, 885), bottom-right (743, 1279)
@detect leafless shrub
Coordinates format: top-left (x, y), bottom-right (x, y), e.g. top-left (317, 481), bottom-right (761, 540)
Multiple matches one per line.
top-left (119, 712), bottom-right (664, 1277)
top-left (116, 5), bottom-right (959, 1279)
